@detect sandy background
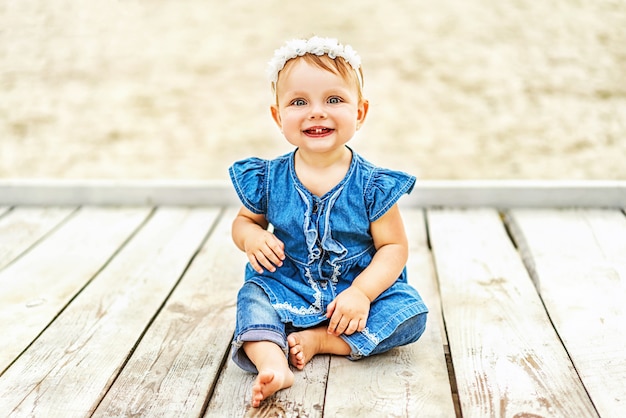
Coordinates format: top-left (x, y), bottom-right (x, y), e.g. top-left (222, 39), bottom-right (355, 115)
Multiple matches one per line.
top-left (1, 0), bottom-right (625, 181)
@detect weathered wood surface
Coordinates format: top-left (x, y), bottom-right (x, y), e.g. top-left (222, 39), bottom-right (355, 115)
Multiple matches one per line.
top-left (1, 180), bottom-right (625, 208)
top-left (428, 209), bottom-right (598, 417)
top-left (93, 207), bottom-right (241, 417)
top-left (1, 204), bottom-right (623, 417)
top-left (0, 207), bottom-right (151, 374)
top-left (506, 209), bottom-right (626, 418)
top-left (0, 207), bottom-right (75, 270)
top-left (0, 207), bottom-right (218, 417)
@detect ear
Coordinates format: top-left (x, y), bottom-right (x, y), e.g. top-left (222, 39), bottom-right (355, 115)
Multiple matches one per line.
top-left (270, 104), bottom-right (282, 130)
top-left (356, 99), bottom-right (369, 130)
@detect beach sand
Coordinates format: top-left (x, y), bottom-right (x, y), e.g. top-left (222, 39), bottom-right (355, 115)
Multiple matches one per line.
top-left (1, 0), bottom-right (625, 180)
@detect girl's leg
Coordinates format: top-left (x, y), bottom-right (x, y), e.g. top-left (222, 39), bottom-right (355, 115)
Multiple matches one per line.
top-left (286, 301), bottom-right (428, 369)
top-left (243, 340), bottom-right (294, 407)
top-left (286, 312), bottom-right (426, 369)
top-left (287, 326), bottom-right (351, 370)
top-left (366, 311), bottom-right (428, 357)
top-left (231, 282), bottom-right (294, 406)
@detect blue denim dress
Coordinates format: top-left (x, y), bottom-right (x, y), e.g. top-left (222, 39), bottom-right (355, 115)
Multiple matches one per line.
top-left (229, 148), bottom-right (428, 371)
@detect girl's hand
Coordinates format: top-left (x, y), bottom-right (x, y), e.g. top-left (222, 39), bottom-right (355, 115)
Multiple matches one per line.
top-left (244, 229), bottom-right (285, 274)
top-left (326, 286), bottom-right (370, 336)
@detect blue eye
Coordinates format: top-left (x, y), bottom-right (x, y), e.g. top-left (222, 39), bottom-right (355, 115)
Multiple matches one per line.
top-left (291, 98), bottom-right (307, 106)
top-left (328, 96), bottom-right (343, 104)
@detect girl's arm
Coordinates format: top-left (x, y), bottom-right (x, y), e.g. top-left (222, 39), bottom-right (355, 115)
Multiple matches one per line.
top-left (232, 206), bottom-right (285, 274)
top-left (326, 203), bottom-right (409, 336)
top-left (352, 203), bottom-right (409, 299)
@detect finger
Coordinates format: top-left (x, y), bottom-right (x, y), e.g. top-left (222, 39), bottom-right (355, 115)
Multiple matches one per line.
top-left (262, 245), bottom-right (283, 268)
top-left (247, 253), bottom-right (264, 274)
top-left (357, 318), bottom-right (367, 332)
top-left (268, 239), bottom-right (286, 260)
top-left (333, 316), bottom-right (350, 336)
top-left (327, 313), bottom-right (340, 334)
top-left (326, 300), bottom-right (336, 319)
top-left (344, 319), bottom-right (359, 336)
top-left (263, 233), bottom-right (284, 254)
top-left (254, 250), bottom-right (277, 272)
top-left (340, 316), bottom-right (352, 334)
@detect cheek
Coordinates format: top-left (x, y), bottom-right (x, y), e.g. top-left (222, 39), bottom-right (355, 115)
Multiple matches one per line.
top-left (339, 109), bottom-right (360, 125)
top-left (280, 114), bottom-right (296, 127)
top-left (281, 110), bottom-right (304, 126)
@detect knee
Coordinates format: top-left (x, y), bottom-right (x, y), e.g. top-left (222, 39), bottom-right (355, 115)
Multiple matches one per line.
top-left (401, 312), bottom-right (428, 345)
top-left (237, 282), bottom-right (268, 304)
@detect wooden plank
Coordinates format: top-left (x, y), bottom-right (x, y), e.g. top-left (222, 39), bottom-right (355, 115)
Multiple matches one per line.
top-left (506, 209), bottom-right (626, 417)
top-left (0, 179), bottom-right (239, 207)
top-left (427, 209), bottom-right (598, 417)
top-left (0, 207), bottom-right (219, 418)
top-left (323, 209), bottom-right (456, 417)
top-left (93, 208), bottom-right (243, 417)
top-left (0, 206), bottom-right (76, 271)
top-left (402, 180), bottom-right (626, 208)
top-left (1, 179), bottom-right (625, 208)
top-left (0, 206), bottom-right (150, 374)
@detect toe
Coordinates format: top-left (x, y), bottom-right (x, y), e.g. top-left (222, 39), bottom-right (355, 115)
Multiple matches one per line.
top-left (287, 334), bottom-right (297, 347)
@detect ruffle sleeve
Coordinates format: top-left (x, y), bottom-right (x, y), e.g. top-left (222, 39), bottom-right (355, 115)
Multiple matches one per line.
top-left (365, 168), bottom-right (416, 222)
top-left (228, 157), bottom-right (269, 214)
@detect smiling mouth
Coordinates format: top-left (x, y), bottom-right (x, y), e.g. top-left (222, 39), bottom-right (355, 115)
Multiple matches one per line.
top-left (304, 127), bottom-right (333, 136)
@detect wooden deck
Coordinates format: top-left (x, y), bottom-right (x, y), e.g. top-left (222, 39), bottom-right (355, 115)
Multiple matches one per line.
top-left (0, 181), bottom-right (625, 417)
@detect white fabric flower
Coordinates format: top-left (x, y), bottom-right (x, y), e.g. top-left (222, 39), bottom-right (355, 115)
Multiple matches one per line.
top-left (267, 36), bottom-right (363, 85)
top-left (342, 45), bottom-right (361, 70)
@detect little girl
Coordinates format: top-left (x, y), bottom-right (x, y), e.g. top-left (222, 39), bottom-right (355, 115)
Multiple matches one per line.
top-left (229, 36), bottom-right (428, 407)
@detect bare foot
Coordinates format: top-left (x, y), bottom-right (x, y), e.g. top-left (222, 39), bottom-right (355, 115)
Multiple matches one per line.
top-left (287, 327), bottom-right (351, 370)
top-left (287, 329), bottom-right (320, 370)
top-left (251, 368), bottom-right (294, 408)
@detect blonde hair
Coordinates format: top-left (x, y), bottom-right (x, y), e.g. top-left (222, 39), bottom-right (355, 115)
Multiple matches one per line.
top-left (273, 53), bottom-right (365, 105)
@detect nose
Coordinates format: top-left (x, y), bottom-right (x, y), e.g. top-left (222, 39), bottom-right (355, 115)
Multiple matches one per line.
top-left (309, 102), bottom-right (327, 119)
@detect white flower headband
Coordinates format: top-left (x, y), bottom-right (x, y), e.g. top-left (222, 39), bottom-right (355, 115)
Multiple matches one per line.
top-left (267, 36), bottom-right (363, 94)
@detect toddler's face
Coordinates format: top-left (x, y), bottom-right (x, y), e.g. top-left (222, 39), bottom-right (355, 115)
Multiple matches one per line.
top-left (271, 59), bottom-right (368, 155)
